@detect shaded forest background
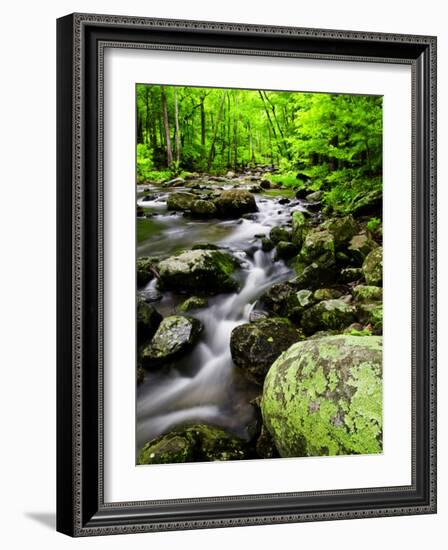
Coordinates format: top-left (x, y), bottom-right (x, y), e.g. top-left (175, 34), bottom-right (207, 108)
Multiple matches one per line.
top-left (136, 85), bottom-right (382, 211)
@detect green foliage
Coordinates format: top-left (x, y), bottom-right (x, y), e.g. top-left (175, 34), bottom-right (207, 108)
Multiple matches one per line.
top-left (136, 84), bottom-right (383, 212)
top-left (366, 217), bottom-right (382, 233)
top-left (349, 328), bottom-right (373, 337)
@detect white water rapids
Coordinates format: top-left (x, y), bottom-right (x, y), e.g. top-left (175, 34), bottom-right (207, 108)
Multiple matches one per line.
top-left (136, 185), bottom-right (306, 452)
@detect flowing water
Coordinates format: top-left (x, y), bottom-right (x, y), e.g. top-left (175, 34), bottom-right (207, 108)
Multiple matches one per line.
top-left (136, 182), bottom-right (306, 453)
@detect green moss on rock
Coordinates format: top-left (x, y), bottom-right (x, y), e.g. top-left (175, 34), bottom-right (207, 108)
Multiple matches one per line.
top-left (261, 335), bottom-right (383, 457)
top-left (362, 247), bottom-right (383, 286)
top-left (301, 299), bottom-right (356, 335)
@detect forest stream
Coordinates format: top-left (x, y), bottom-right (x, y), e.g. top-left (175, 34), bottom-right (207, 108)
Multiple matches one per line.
top-left (136, 175), bottom-right (304, 452)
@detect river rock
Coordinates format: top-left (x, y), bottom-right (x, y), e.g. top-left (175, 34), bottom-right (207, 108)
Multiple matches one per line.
top-left (298, 228), bottom-right (335, 268)
top-left (320, 215), bottom-right (358, 248)
top-left (179, 296), bottom-right (208, 312)
top-left (347, 233), bottom-right (378, 264)
top-left (259, 281), bottom-right (298, 317)
top-left (261, 238), bottom-right (275, 252)
top-left (356, 302), bottom-right (383, 333)
top-left (269, 226), bottom-right (292, 244)
top-left (214, 189), bottom-right (258, 217)
top-left (189, 199), bottom-right (217, 217)
top-left (275, 241), bottom-right (299, 261)
top-left (313, 288), bottom-right (343, 301)
top-left (362, 247), bottom-right (383, 286)
top-left (166, 191), bottom-right (197, 211)
top-left (291, 211), bottom-right (308, 246)
top-left (230, 317), bottom-right (303, 385)
top-left (136, 256), bottom-right (158, 287)
top-left (261, 335), bottom-right (383, 457)
top-left (260, 179), bottom-right (271, 189)
top-left (340, 267), bottom-right (364, 283)
top-left (306, 190), bottom-right (323, 202)
top-left (137, 300), bottom-right (162, 344)
top-left (140, 315), bottom-right (202, 367)
top-left (293, 262), bottom-right (334, 290)
top-left (301, 298), bottom-right (356, 335)
top-left (350, 189), bottom-right (382, 217)
top-left (138, 424), bottom-right (251, 464)
top-left (353, 284), bottom-right (382, 303)
top-left (158, 249), bottom-right (238, 294)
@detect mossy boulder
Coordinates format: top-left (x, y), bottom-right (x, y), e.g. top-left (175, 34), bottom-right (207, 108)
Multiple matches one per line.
top-left (137, 424), bottom-right (250, 464)
top-left (320, 215), bottom-right (358, 248)
top-left (269, 226), bottom-right (292, 244)
top-left (291, 210), bottom-right (308, 246)
top-left (347, 233), bottom-right (378, 264)
top-left (258, 281), bottom-right (298, 317)
top-left (362, 247), bottom-right (383, 286)
top-left (140, 315), bottom-right (202, 367)
top-left (297, 228), bottom-right (335, 270)
top-left (261, 335), bottom-right (383, 457)
top-left (214, 189), bottom-right (258, 217)
top-left (350, 189), bottom-right (382, 217)
top-left (293, 262), bottom-right (334, 290)
top-left (189, 199), bottom-right (217, 217)
top-left (356, 303), bottom-right (383, 333)
top-left (158, 249), bottom-right (238, 294)
top-left (306, 190), bottom-right (323, 202)
top-left (136, 256), bottom-right (158, 287)
top-left (179, 296), bottom-right (208, 312)
top-left (301, 299), bottom-right (356, 335)
top-left (166, 191), bottom-right (197, 211)
top-left (230, 317), bottom-right (303, 385)
top-left (275, 241), bottom-right (299, 261)
top-left (353, 284), bottom-right (382, 303)
top-left (314, 288), bottom-right (343, 301)
top-left (261, 238), bottom-right (275, 252)
top-left (137, 300), bottom-right (162, 344)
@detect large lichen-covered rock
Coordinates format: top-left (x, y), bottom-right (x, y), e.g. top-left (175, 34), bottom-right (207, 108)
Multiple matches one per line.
top-left (320, 215), bottom-right (358, 248)
top-left (261, 335), bottom-right (383, 457)
top-left (347, 233), bottom-right (378, 264)
top-left (136, 256), bottom-right (158, 287)
top-left (166, 191), bottom-right (197, 211)
top-left (297, 228), bottom-right (335, 270)
top-left (362, 246), bottom-right (383, 286)
top-left (214, 189), bottom-right (258, 217)
top-left (158, 249), bottom-right (238, 294)
top-left (140, 315), bottom-right (202, 367)
top-left (137, 300), bottom-right (162, 344)
top-left (301, 299), bottom-right (356, 335)
top-left (230, 317), bottom-right (303, 385)
top-left (189, 199), bottom-right (218, 217)
top-left (269, 226), bottom-right (292, 244)
top-left (137, 424), bottom-right (251, 464)
top-left (291, 210), bottom-right (308, 247)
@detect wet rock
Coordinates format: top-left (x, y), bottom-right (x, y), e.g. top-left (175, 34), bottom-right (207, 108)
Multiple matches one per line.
top-left (249, 309), bottom-right (270, 322)
top-left (340, 267), bottom-right (364, 283)
top-left (269, 226), bottom-right (292, 244)
top-left (362, 247), bottom-right (383, 286)
top-left (214, 189), bottom-right (258, 217)
top-left (313, 288), bottom-right (343, 301)
top-left (297, 228), bottom-right (335, 269)
top-left (230, 317), bottom-right (303, 385)
top-left (158, 249), bottom-right (238, 294)
top-left (164, 177), bottom-right (186, 187)
top-left (260, 179), bottom-right (271, 189)
top-left (189, 199), bottom-right (217, 217)
top-left (347, 233), bottom-right (378, 264)
top-left (179, 296), bottom-right (208, 312)
top-left (350, 189), bottom-right (382, 217)
top-left (293, 262), bottom-right (334, 290)
top-left (261, 335), bottom-right (383, 457)
top-left (320, 215), bottom-right (358, 248)
top-left (353, 284), bottom-right (382, 303)
top-left (137, 424), bottom-right (250, 464)
top-left (136, 256), bottom-right (158, 287)
top-left (140, 315), bottom-right (202, 367)
top-left (226, 170), bottom-right (236, 178)
top-left (278, 197), bottom-right (290, 205)
top-left (136, 206), bottom-right (145, 217)
top-left (138, 286), bottom-right (163, 303)
top-left (295, 187), bottom-right (311, 200)
top-left (356, 302), bottom-right (383, 333)
top-left (166, 191), bottom-right (197, 211)
top-left (259, 281), bottom-right (299, 317)
top-left (191, 243), bottom-right (220, 250)
top-left (306, 190), bottom-right (323, 202)
top-left (261, 238), bottom-right (275, 252)
top-left (137, 300), bottom-right (162, 345)
top-left (301, 299), bottom-right (357, 335)
top-left (137, 366), bottom-right (145, 386)
top-left (275, 241), bottom-right (299, 261)
top-left (291, 211), bottom-right (308, 246)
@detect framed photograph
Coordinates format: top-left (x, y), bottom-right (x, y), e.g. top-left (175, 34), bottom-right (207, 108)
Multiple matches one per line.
top-left (56, 13), bottom-right (437, 536)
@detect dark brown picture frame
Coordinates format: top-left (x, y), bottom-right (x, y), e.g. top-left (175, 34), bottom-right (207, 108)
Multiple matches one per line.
top-left (56, 13), bottom-right (437, 537)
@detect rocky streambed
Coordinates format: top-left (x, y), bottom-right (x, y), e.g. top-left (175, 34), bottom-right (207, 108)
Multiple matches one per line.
top-left (135, 170), bottom-right (383, 464)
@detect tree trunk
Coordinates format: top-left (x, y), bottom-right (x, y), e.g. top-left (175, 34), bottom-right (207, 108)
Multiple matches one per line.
top-left (207, 91), bottom-right (227, 171)
top-left (161, 86), bottom-right (173, 167)
top-left (174, 88), bottom-right (181, 165)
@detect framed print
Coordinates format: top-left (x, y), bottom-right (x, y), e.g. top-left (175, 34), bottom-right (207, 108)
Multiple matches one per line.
top-left (56, 13), bottom-right (437, 536)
